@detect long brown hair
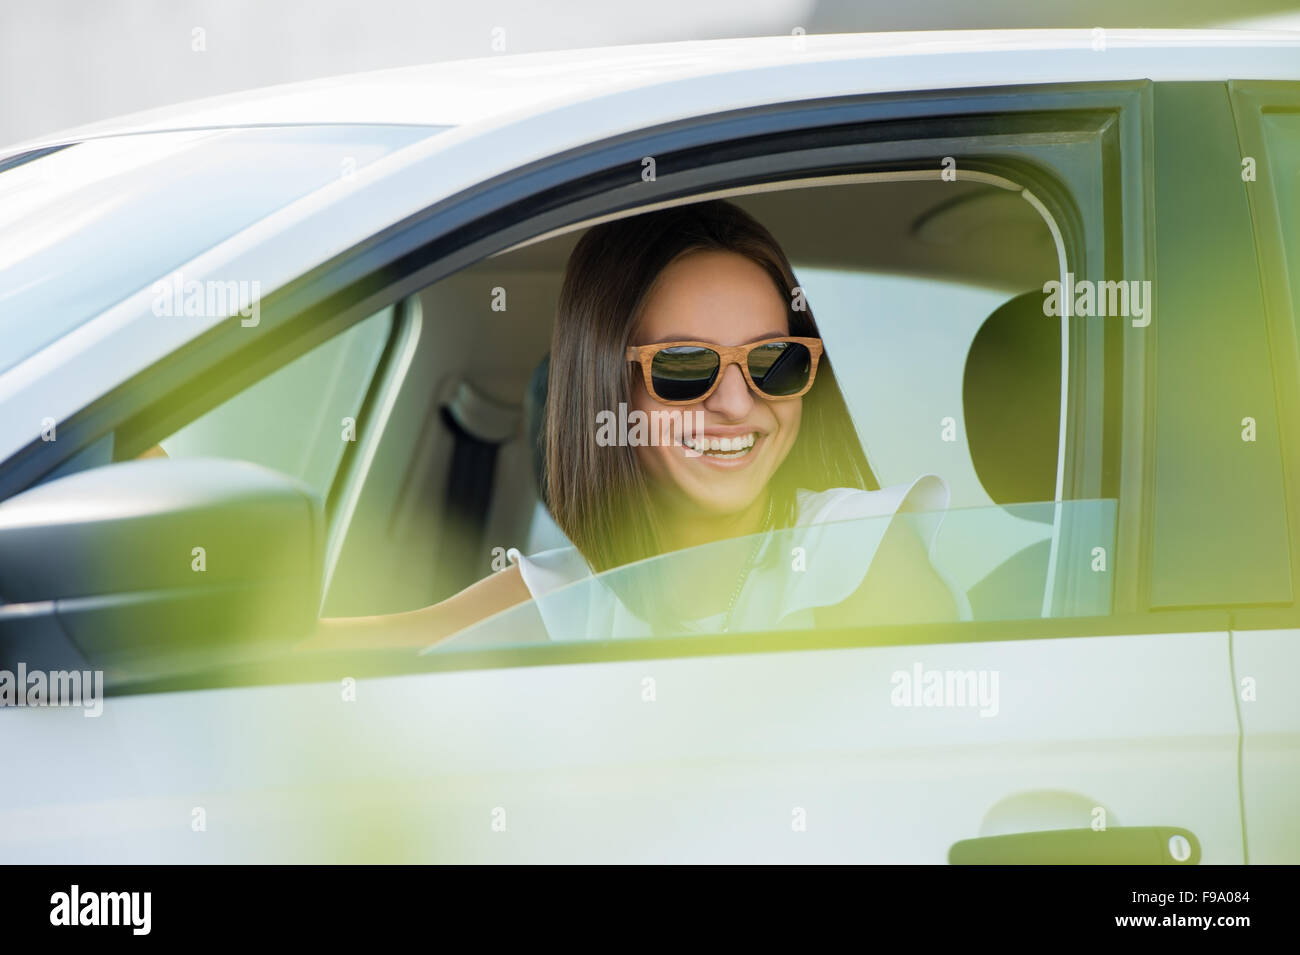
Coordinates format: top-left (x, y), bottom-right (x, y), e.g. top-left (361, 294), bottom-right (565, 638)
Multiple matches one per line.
top-left (544, 198), bottom-right (876, 574)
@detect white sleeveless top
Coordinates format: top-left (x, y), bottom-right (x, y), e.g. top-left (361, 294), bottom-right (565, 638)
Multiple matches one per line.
top-left (499, 475), bottom-right (971, 642)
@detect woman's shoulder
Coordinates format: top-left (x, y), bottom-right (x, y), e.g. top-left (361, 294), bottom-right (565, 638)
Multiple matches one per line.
top-left (795, 475), bottom-right (950, 527)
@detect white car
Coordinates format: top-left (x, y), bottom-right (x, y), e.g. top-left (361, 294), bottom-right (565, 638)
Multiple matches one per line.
top-left (1, 29), bottom-right (1298, 863)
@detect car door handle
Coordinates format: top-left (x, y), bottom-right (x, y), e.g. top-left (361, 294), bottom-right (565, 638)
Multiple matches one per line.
top-left (949, 826), bottom-right (1201, 864)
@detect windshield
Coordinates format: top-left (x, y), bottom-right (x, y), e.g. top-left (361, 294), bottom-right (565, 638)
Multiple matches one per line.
top-left (0, 124), bottom-right (444, 373)
top-left (432, 499), bottom-right (1118, 652)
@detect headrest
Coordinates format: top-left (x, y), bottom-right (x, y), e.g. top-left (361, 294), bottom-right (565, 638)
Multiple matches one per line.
top-left (962, 290), bottom-right (1062, 510)
top-left (443, 380), bottom-right (520, 444)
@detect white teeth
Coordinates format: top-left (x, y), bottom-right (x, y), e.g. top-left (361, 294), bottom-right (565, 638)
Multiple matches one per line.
top-left (683, 432), bottom-right (757, 456)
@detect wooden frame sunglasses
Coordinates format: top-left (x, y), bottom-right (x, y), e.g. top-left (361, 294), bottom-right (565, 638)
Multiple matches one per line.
top-left (625, 336), bottom-right (824, 405)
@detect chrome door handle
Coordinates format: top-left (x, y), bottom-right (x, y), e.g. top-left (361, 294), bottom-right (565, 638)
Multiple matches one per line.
top-left (949, 826), bottom-right (1201, 864)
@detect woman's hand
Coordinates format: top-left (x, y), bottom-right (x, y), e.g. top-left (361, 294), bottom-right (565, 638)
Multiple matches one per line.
top-left (299, 563), bottom-right (534, 651)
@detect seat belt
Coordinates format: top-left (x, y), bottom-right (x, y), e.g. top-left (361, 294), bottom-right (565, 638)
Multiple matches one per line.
top-left (434, 382), bottom-right (520, 600)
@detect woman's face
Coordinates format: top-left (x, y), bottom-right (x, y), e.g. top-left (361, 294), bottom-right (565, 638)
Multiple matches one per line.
top-left (630, 249), bottom-right (803, 519)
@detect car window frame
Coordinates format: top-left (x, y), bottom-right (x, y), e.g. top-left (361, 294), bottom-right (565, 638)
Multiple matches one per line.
top-left (10, 81), bottom-right (1174, 693)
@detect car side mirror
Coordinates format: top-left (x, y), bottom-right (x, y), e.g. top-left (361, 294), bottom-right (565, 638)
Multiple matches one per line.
top-left (0, 458), bottom-right (324, 678)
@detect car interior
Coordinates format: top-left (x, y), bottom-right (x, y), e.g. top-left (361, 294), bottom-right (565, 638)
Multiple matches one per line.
top-left (302, 175), bottom-right (1071, 628)
top-left (94, 170), bottom-right (1082, 636)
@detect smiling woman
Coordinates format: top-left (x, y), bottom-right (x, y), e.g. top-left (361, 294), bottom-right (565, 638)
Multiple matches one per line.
top-left (308, 199), bottom-right (965, 649)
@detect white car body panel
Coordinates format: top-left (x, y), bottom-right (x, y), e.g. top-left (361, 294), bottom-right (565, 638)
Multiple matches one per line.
top-left (5, 29), bottom-right (1300, 152)
top-left (1232, 630), bottom-right (1300, 863)
top-left (2, 632), bottom-right (1240, 862)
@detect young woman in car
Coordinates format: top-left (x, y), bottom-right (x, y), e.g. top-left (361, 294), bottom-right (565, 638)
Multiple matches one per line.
top-left (308, 199), bottom-right (963, 648)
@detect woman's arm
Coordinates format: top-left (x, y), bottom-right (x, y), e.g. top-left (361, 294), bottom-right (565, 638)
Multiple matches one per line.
top-left (298, 563), bottom-right (533, 651)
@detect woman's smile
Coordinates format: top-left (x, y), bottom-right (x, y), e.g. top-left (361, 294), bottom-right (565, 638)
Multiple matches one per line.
top-left (681, 429), bottom-right (765, 467)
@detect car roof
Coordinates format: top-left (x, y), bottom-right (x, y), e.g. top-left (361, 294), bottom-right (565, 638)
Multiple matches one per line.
top-left (6, 26), bottom-right (1300, 466)
top-left (8, 28), bottom-right (1300, 154)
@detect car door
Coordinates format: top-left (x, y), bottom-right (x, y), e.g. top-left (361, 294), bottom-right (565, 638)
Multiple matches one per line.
top-left (317, 79), bottom-right (1241, 863)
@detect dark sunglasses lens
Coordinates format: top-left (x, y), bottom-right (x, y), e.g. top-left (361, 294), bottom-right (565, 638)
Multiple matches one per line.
top-left (748, 341), bottom-right (812, 396)
top-left (650, 346), bottom-right (720, 401)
